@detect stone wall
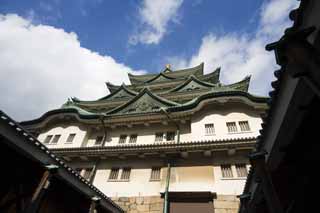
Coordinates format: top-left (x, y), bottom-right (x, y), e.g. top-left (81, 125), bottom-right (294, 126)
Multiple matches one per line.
top-left (214, 195), bottom-right (240, 213)
top-left (111, 196), bottom-right (163, 213)
top-left (111, 195), bottom-right (239, 213)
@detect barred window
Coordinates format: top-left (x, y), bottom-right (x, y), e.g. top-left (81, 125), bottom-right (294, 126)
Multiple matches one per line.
top-left (120, 168), bottom-right (131, 180)
top-left (150, 167), bottom-right (161, 181)
top-left (108, 168), bottom-right (119, 180)
top-left (129, 134), bottom-right (137, 143)
top-left (66, 133), bottom-right (76, 143)
top-left (205, 123), bottom-right (215, 135)
top-left (226, 122), bottom-right (237, 133)
top-left (51, 135), bottom-right (61, 144)
top-left (239, 121), bottom-right (250, 132)
top-left (82, 168), bottom-right (93, 180)
top-left (119, 135), bottom-right (127, 144)
top-left (236, 164), bottom-right (248, 177)
top-left (221, 165), bottom-right (233, 178)
top-left (44, 135), bottom-right (53, 144)
top-left (166, 132), bottom-right (175, 141)
top-left (95, 136), bottom-right (104, 145)
top-left (155, 132), bottom-right (164, 142)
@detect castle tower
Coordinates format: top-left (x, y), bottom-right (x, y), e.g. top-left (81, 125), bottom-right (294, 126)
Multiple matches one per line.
top-left (22, 63), bottom-right (267, 213)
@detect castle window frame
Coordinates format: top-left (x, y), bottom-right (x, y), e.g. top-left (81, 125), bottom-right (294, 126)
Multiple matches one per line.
top-left (66, 133), bottom-right (76, 143)
top-left (120, 168), bottom-right (131, 181)
top-left (119, 135), bottom-right (127, 144)
top-left (108, 168), bottom-right (120, 181)
top-left (43, 135), bottom-right (53, 144)
top-left (155, 132), bottom-right (164, 142)
top-left (51, 134), bottom-right (61, 144)
top-left (129, 134), bottom-right (137, 143)
top-left (166, 132), bottom-right (175, 141)
top-left (235, 164), bottom-right (248, 177)
top-left (94, 136), bottom-right (104, 146)
top-left (221, 164), bottom-right (233, 178)
top-left (150, 167), bottom-right (161, 181)
top-left (226, 122), bottom-right (238, 133)
top-left (205, 123), bottom-right (215, 135)
top-left (239, 121), bottom-right (250, 132)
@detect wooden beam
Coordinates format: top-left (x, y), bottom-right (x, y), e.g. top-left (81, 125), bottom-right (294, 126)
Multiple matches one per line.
top-left (25, 165), bottom-right (59, 213)
top-left (249, 152), bottom-right (283, 213)
top-left (89, 197), bottom-right (101, 213)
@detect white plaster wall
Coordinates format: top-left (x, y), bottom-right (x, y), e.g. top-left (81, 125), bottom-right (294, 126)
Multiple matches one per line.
top-left (86, 123), bottom-right (191, 147)
top-left (37, 124), bottom-right (87, 148)
top-left (92, 160), bottom-right (163, 197)
top-left (212, 165), bottom-right (247, 195)
top-left (86, 157), bottom-right (249, 197)
top-left (37, 103), bottom-right (262, 148)
top-left (191, 103), bottom-right (262, 141)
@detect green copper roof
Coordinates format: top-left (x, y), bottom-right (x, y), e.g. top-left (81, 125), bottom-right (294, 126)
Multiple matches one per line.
top-left (128, 63), bottom-right (204, 85)
top-left (107, 88), bottom-right (180, 115)
top-left (106, 66), bottom-right (221, 94)
top-left (20, 63), bottom-right (266, 126)
top-left (71, 84), bottom-right (137, 104)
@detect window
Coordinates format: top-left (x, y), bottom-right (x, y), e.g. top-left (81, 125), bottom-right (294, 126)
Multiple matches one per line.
top-left (221, 165), bottom-right (233, 178)
top-left (82, 168), bottom-right (93, 180)
top-left (120, 168), bottom-right (131, 180)
top-left (129, 134), bottom-right (137, 143)
top-left (119, 135), bottom-right (127, 144)
top-left (236, 164), bottom-right (248, 177)
top-left (44, 135), bottom-right (53, 144)
top-left (226, 122), bottom-right (237, 133)
top-left (95, 136), bottom-right (104, 145)
top-left (205, 123), bottom-right (215, 135)
top-left (150, 167), bottom-right (161, 181)
top-left (155, 132), bottom-right (164, 142)
top-left (166, 132), bottom-right (175, 141)
top-left (51, 134), bottom-right (61, 144)
top-left (66, 133), bottom-right (76, 143)
top-left (108, 168), bottom-right (119, 180)
top-left (239, 121), bottom-right (250, 132)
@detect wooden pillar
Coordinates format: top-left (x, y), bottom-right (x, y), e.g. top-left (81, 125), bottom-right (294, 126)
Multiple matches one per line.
top-left (249, 151), bottom-right (283, 213)
top-left (25, 164), bottom-right (59, 213)
top-left (238, 193), bottom-right (252, 213)
top-left (89, 197), bottom-right (101, 213)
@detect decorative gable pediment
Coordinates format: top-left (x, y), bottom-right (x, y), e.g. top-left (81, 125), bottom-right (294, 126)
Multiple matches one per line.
top-left (170, 76), bottom-right (214, 93)
top-left (99, 85), bottom-right (137, 101)
top-left (108, 88), bottom-right (178, 115)
top-left (145, 73), bottom-right (175, 84)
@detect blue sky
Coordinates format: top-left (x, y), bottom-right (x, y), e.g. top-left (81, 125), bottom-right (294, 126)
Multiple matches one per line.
top-left (0, 0), bottom-right (298, 120)
top-left (1, 0), bottom-right (263, 72)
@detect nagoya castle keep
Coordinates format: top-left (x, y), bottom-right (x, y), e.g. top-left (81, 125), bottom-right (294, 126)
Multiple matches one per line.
top-left (21, 63), bottom-right (268, 213)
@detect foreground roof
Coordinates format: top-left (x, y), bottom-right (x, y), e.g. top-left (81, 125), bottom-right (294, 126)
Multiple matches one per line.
top-left (0, 110), bottom-right (124, 213)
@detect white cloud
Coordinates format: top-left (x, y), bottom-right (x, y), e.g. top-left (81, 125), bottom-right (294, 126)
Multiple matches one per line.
top-left (168, 0), bottom-right (298, 95)
top-left (129, 0), bottom-right (183, 45)
top-left (0, 14), bottom-right (144, 121)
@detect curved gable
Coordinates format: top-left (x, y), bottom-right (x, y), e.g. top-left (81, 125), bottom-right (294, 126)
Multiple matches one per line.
top-left (169, 75), bottom-right (215, 93)
top-left (108, 88), bottom-right (179, 115)
top-left (99, 85), bottom-right (137, 101)
top-left (144, 72), bottom-right (176, 84)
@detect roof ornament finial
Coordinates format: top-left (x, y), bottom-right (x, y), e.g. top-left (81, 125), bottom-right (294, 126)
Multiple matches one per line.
top-left (166, 64), bottom-right (171, 69)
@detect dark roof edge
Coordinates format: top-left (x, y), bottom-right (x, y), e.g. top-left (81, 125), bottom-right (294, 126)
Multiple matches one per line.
top-left (0, 110), bottom-right (123, 213)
